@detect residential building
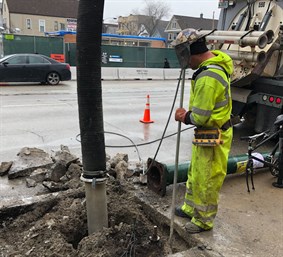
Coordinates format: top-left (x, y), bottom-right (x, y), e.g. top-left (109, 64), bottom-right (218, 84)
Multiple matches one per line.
top-left (2, 0), bottom-right (78, 36)
top-left (117, 15), bottom-right (149, 36)
top-left (151, 20), bottom-right (169, 44)
top-left (117, 14), bottom-right (168, 36)
top-left (102, 18), bottom-right (118, 34)
top-left (165, 14), bottom-right (218, 46)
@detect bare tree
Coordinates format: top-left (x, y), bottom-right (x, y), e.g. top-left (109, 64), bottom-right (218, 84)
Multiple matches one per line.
top-left (134, 0), bottom-right (171, 37)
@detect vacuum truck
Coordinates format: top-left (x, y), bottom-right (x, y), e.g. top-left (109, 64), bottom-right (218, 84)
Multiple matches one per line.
top-left (203, 0), bottom-right (283, 132)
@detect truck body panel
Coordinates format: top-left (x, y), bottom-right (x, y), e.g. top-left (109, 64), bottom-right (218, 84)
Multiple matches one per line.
top-left (211, 0), bottom-right (283, 132)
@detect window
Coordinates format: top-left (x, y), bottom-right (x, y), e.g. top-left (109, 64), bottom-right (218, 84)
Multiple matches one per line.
top-left (172, 22), bottom-right (177, 29)
top-left (26, 19), bottom-right (32, 29)
top-left (7, 56), bottom-right (27, 64)
top-left (28, 56), bottom-right (50, 64)
top-left (39, 20), bottom-right (45, 32)
top-left (168, 33), bottom-right (173, 40)
top-left (3, 18), bottom-right (7, 29)
top-left (60, 23), bottom-right (66, 30)
top-left (54, 21), bottom-right (58, 31)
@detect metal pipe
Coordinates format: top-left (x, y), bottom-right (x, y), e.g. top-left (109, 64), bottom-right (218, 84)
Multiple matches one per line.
top-left (202, 30), bottom-right (274, 44)
top-left (147, 153), bottom-right (272, 196)
top-left (81, 176), bottom-right (108, 234)
top-left (169, 69), bottom-right (186, 247)
top-left (223, 50), bottom-right (266, 63)
top-left (264, 30), bottom-right (275, 44)
top-left (206, 34), bottom-right (268, 49)
top-left (259, 10), bottom-right (272, 31)
top-left (234, 10), bottom-right (247, 31)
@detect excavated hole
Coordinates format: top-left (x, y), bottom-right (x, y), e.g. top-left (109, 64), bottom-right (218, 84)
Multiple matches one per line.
top-left (0, 180), bottom-right (191, 256)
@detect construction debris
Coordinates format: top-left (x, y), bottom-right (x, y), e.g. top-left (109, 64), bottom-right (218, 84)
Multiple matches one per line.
top-left (0, 146), bottom-right (189, 256)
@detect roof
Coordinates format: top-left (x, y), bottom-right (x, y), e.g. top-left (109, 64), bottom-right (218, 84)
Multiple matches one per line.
top-left (169, 15), bottom-right (217, 31)
top-left (153, 20), bottom-right (169, 39)
top-left (6, 0), bottom-right (79, 18)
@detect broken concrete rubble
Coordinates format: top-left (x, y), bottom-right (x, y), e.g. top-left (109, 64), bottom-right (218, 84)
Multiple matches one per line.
top-left (8, 147), bottom-right (54, 179)
top-left (29, 168), bottom-right (49, 182)
top-left (25, 178), bottom-right (37, 188)
top-left (1, 147), bottom-right (182, 257)
top-left (0, 146), bottom-right (143, 194)
top-left (50, 160), bottom-right (68, 182)
top-left (115, 160), bottom-right (128, 180)
top-left (0, 161), bottom-right (12, 176)
top-left (51, 145), bottom-right (79, 166)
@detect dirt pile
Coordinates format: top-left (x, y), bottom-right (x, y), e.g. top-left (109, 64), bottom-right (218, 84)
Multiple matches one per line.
top-left (0, 147), bottom-right (189, 257)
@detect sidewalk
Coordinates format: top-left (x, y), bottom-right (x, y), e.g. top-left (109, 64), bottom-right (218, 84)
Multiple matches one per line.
top-left (137, 170), bottom-right (283, 257)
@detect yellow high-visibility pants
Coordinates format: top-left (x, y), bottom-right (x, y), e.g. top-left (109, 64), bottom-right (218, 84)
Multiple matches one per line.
top-left (181, 127), bottom-right (233, 230)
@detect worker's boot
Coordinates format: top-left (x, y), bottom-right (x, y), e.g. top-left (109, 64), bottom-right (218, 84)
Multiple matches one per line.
top-left (175, 206), bottom-right (192, 219)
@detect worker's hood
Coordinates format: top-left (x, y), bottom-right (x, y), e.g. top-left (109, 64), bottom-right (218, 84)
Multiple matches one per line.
top-left (200, 50), bottom-right (234, 75)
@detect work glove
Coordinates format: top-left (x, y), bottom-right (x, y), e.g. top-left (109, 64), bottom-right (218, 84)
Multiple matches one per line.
top-left (175, 108), bottom-right (191, 124)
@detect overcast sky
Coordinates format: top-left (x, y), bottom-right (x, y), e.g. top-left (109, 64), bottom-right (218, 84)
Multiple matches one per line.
top-left (103, 0), bottom-right (221, 20)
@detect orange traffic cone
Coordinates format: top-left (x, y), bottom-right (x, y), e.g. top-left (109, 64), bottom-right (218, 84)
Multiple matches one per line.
top-left (140, 95), bottom-right (154, 123)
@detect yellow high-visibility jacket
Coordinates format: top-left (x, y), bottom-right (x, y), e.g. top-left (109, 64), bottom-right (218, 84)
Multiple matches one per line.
top-left (189, 50), bottom-right (233, 129)
top-left (181, 50), bottom-right (234, 230)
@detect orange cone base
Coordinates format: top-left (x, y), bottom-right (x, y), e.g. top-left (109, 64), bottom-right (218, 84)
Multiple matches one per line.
top-left (140, 119), bottom-right (154, 123)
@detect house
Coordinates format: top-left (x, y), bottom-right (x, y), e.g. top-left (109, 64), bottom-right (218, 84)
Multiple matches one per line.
top-left (102, 18), bottom-right (118, 34)
top-left (2, 0), bottom-right (78, 36)
top-left (117, 14), bottom-right (169, 36)
top-left (165, 14), bottom-right (218, 46)
top-left (117, 15), bottom-right (151, 36)
top-left (151, 20), bottom-right (169, 39)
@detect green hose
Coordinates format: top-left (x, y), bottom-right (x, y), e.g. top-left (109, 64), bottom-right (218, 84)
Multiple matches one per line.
top-left (147, 153), bottom-right (273, 196)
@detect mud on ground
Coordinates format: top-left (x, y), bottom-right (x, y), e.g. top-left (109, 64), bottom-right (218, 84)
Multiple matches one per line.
top-left (0, 153), bottom-right (189, 257)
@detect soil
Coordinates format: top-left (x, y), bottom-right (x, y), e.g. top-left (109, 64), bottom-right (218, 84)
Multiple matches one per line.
top-left (0, 170), bottom-right (189, 256)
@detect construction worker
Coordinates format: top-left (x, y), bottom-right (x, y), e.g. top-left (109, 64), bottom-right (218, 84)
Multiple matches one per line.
top-left (174, 28), bottom-right (233, 233)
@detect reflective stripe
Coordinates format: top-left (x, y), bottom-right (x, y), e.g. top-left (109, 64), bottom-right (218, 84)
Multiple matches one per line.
top-left (206, 64), bottom-right (226, 72)
top-left (185, 198), bottom-right (218, 212)
top-left (215, 98), bottom-right (229, 108)
top-left (196, 70), bottom-right (228, 89)
top-left (193, 210), bottom-right (217, 222)
top-left (194, 69), bottom-right (229, 110)
top-left (192, 106), bottom-right (212, 117)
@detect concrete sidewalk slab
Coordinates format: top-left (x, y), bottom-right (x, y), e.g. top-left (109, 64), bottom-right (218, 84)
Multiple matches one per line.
top-left (136, 170), bottom-right (283, 257)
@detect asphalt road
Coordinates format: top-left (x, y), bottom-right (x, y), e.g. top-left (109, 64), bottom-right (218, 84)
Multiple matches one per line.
top-left (1, 79), bottom-right (274, 164)
top-left (1, 80), bottom-right (194, 164)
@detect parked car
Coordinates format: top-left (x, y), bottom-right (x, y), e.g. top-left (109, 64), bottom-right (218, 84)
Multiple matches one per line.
top-left (0, 53), bottom-right (71, 85)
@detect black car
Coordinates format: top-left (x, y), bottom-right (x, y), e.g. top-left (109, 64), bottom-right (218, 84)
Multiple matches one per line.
top-left (0, 53), bottom-right (71, 85)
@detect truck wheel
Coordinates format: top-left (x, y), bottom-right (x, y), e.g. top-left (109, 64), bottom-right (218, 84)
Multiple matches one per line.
top-left (46, 72), bottom-right (60, 85)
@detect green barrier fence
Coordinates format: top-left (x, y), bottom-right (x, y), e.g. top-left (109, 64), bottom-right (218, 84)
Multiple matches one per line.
top-left (2, 34), bottom-right (64, 57)
top-left (2, 34), bottom-right (179, 68)
top-left (65, 43), bottom-right (179, 68)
